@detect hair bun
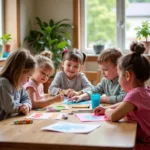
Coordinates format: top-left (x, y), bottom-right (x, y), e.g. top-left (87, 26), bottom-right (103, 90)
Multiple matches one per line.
top-left (40, 50), bottom-right (52, 59)
top-left (130, 41), bottom-right (146, 55)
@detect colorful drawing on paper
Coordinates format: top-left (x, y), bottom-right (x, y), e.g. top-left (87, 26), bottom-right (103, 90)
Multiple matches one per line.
top-left (49, 113), bottom-right (67, 120)
top-left (63, 97), bottom-right (91, 105)
top-left (42, 121), bottom-right (100, 133)
top-left (75, 113), bottom-right (108, 122)
top-left (26, 113), bottom-right (51, 120)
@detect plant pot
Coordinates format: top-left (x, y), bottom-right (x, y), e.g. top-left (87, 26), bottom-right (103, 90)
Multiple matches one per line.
top-left (3, 44), bottom-right (11, 58)
top-left (93, 45), bottom-right (104, 54)
top-left (143, 41), bottom-right (150, 54)
top-left (3, 44), bottom-right (11, 52)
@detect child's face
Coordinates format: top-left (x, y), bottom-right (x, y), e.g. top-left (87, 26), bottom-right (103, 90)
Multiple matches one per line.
top-left (62, 60), bottom-right (82, 79)
top-left (19, 69), bottom-right (35, 86)
top-left (99, 61), bottom-right (118, 80)
top-left (32, 67), bottom-right (52, 84)
top-left (117, 66), bottom-right (129, 92)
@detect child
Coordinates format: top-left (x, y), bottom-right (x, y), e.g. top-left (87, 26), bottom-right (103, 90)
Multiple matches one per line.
top-left (94, 41), bottom-right (150, 150)
top-left (0, 49), bottom-right (36, 120)
top-left (48, 49), bottom-right (93, 98)
top-left (23, 50), bottom-right (63, 108)
top-left (70, 48), bottom-right (126, 103)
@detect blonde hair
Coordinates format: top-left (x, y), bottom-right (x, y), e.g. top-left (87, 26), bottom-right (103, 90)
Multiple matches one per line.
top-left (0, 49), bottom-right (36, 89)
top-left (35, 50), bottom-right (55, 76)
top-left (97, 48), bottom-right (123, 65)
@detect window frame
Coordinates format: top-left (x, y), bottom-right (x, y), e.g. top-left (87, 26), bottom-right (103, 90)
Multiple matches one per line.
top-left (73, 0), bottom-right (127, 54)
top-left (0, 0), bottom-right (4, 37)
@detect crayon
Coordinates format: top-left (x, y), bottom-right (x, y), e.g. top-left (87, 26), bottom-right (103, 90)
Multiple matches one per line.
top-left (59, 89), bottom-right (64, 95)
top-left (72, 104), bottom-right (90, 108)
top-left (14, 119), bottom-right (33, 125)
top-left (35, 108), bottom-right (47, 111)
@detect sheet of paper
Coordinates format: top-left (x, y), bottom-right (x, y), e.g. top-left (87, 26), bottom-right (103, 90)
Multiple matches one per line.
top-left (41, 121), bottom-right (100, 133)
top-left (63, 97), bottom-right (91, 105)
top-left (49, 113), bottom-right (67, 120)
top-left (26, 113), bottom-right (67, 120)
top-left (75, 113), bottom-right (108, 122)
top-left (26, 113), bottom-right (52, 120)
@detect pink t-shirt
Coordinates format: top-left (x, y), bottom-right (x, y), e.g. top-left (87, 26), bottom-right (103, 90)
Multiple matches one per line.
top-left (123, 87), bottom-right (150, 150)
top-left (23, 80), bottom-right (44, 100)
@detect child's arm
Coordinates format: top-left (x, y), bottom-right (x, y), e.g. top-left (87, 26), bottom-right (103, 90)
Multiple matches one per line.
top-left (0, 83), bottom-right (27, 114)
top-left (26, 87), bottom-right (63, 108)
top-left (81, 73), bottom-right (93, 89)
top-left (70, 93), bottom-right (90, 103)
top-left (82, 78), bottom-right (105, 97)
top-left (108, 88), bottom-right (126, 104)
top-left (105, 101), bottom-right (136, 121)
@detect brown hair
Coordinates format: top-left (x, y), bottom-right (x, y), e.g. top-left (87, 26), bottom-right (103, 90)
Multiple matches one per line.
top-left (0, 49), bottom-right (36, 89)
top-left (118, 41), bottom-right (150, 82)
top-left (62, 49), bottom-right (86, 65)
top-left (35, 50), bottom-right (54, 76)
top-left (97, 48), bottom-right (123, 65)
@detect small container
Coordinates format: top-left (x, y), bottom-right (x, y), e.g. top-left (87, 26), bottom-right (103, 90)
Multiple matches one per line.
top-left (14, 119), bottom-right (33, 125)
top-left (91, 93), bottom-right (101, 109)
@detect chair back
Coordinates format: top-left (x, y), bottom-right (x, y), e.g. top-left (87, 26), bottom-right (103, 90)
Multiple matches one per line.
top-left (83, 70), bottom-right (102, 85)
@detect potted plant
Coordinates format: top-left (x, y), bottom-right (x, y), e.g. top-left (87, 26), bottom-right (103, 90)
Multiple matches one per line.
top-left (0, 34), bottom-right (12, 58)
top-left (24, 16), bottom-right (73, 69)
top-left (135, 20), bottom-right (150, 54)
top-left (93, 40), bottom-right (105, 54)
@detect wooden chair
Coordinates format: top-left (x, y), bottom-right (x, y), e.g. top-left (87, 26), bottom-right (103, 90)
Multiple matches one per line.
top-left (83, 70), bottom-right (102, 85)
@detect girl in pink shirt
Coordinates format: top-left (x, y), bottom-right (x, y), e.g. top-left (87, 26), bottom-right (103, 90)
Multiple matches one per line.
top-left (24, 50), bottom-right (63, 108)
top-left (94, 41), bottom-right (150, 150)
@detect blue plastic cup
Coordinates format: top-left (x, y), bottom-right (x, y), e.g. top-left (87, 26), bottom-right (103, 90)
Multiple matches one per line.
top-left (91, 94), bottom-right (100, 109)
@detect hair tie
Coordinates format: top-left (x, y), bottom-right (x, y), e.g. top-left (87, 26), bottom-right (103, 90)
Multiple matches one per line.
top-left (63, 49), bottom-right (68, 53)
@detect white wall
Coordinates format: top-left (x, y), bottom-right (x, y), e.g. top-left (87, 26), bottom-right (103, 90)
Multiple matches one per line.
top-left (20, 0), bottom-right (36, 48)
top-left (20, 0), bottom-right (98, 71)
top-left (35, 0), bottom-right (73, 23)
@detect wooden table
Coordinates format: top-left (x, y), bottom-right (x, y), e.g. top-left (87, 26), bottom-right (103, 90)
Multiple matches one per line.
top-left (0, 102), bottom-right (137, 150)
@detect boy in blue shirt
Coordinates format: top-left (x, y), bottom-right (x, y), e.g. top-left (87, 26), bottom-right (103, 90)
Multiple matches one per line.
top-left (70, 48), bottom-right (126, 104)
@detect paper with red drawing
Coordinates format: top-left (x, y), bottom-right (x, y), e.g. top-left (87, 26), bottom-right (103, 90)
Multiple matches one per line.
top-left (26, 113), bottom-right (67, 120)
top-left (75, 113), bottom-right (108, 122)
top-left (26, 113), bottom-right (52, 120)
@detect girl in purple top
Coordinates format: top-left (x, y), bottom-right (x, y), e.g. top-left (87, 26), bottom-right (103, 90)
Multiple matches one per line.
top-left (94, 41), bottom-right (150, 150)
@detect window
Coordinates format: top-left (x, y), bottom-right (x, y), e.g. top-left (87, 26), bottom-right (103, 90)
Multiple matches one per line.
top-left (79, 0), bottom-right (150, 54)
top-left (0, 0), bottom-right (3, 37)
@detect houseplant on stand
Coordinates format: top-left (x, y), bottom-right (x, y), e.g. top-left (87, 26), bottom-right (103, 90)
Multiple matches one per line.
top-left (93, 40), bottom-right (105, 54)
top-left (0, 34), bottom-right (12, 58)
top-left (135, 20), bottom-right (150, 54)
top-left (24, 17), bottom-right (73, 93)
top-left (24, 16), bottom-right (73, 69)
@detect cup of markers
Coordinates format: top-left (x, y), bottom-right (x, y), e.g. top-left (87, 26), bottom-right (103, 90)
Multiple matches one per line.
top-left (14, 119), bottom-right (33, 125)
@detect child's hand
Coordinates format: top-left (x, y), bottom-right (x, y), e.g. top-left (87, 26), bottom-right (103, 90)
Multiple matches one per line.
top-left (19, 104), bottom-right (30, 115)
top-left (61, 89), bottom-right (74, 96)
top-left (94, 106), bottom-right (105, 115)
top-left (100, 94), bottom-right (109, 103)
top-left (67, 90), bottom-right (80, 98)
top-left (54, 94), bottom-right (64, 102)
top-left (70, 95), bottom-right (83, 103)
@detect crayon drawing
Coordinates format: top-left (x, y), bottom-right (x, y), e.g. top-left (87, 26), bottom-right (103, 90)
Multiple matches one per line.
top-left (42, 121), bottom-right (100, 133)
top-left (63, 97), bottom-right (91, 105)
top-left (75, 113), bottom-right (108, 122)
top-left (26, 113), bottom-right (52, 120)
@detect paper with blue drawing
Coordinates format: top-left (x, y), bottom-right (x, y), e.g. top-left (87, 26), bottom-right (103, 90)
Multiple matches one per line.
top-left (41, 121), bottom-right (100, 133)
top-left (63, 97), bottom-right (91, 105)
